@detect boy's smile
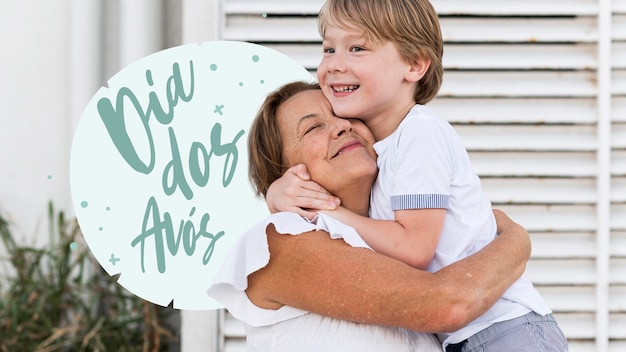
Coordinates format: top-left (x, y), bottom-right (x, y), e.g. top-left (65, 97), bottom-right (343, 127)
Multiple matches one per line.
top-left (332, 85), bottom-right (359, 93)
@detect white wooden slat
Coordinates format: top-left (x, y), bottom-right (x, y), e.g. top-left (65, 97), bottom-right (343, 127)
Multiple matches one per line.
top-left (469, 152), bottom-right (597, 177)
top-left (614, 204), bottom-right (626, 229)
top-left (482, 178), bottom-right (596, 204)
top-left (611, 123), bottom-right (626, 149)
top-left (617, 0), bottom-right (626, 13)
top-left (611, 258), bottom-right (626, 284)
top-left (537, 288), bottom-right (626, 343)
top-left (225, 0), bottom-right (599, 16)
top-left (614, 43), bottom-right (626, 69)
top-left (224, 0), bottom-right (322, 15)
top-left (431, 0), bottom-right (598, 16)
top-left (224, 310), bottom-right (246, 351)
top-left (264, 44), bottom-right (600, 71)
top-left (613, 70), bottom-right (626, 95)
top-left (456, 125), bottom-right (597, 151)
top-left (614, 178), bottom-right (626, 202)
top-left (611, 285), bottom-right (626, 311)
top-left (536, 286), bottom-right (596, 311)
top-left (257, 46), bottom-right (597, 73)
top-left (299, 72), bottom-right (607, 100)
top-left (224, 313), bottom-right (245, 338)
top-left (444, 44), bottom-right (597, 70)
top-left (611, 341), bottom-right (626, 352)
top-left (569, 340), bottom-right (598, 352)
top-left (440, 71), bottom-right (597, 98)
top-left (610, 318), bottom-right (625, 347)
top-left (224, 340), bottom-right (246, 352)
top-left (496, 204), bottom-right (597, 232)
top-left (527, 259), bottom-right (596, 285)
top-left (225, 17), bottom-right (319, 42)
top-left (615, 151), bottom-right (626, 175)
top-left (262, 43), bottom-right (320, 69)
top-left (614, 15), bottom-right (626, 40)
top-left (441, 17), bottom-right (598, 43)
top-left (531, 232), bottom-right (596, 258)
top-left (612, 232), bottom-right (626, 257)
top-left (552, 297), bottom-right (626, 342)
top-left (430, 98), bottom-right (597, 124)
top-left (224, 17), bottom-right (599, 43)
top-left (256, 44), bottom-right (602, 71)
top-left (553, 312), bottom-right (596, 339)
top-left (614, 97), bottom-right (626, 123)
top-left (610, 313), bottom-right (626, 338)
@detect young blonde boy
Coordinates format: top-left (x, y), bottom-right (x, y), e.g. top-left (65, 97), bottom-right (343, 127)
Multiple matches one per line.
top-left (267, 0), bottom-right (568, 351)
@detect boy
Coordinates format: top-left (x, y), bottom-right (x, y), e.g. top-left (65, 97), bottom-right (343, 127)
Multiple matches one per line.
top-left (267, 0), bottom-right (568, 350)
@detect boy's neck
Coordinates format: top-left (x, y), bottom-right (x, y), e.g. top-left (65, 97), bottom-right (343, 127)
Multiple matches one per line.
top-left (366, 100), bottom-right (416, 141)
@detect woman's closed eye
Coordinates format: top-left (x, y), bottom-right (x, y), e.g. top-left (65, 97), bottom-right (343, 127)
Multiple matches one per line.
top-left (304, 124), bottom-right (322, 135)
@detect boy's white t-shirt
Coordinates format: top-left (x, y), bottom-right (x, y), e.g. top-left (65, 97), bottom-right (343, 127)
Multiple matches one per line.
top-left (370, 104), bottom-right (551, 346)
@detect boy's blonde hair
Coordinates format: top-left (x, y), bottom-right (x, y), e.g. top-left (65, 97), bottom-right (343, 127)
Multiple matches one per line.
top-left (318, 0), bottom-right (443, 105)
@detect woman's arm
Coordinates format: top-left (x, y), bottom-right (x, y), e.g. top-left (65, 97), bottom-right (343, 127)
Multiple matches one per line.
top-left (246, 209), bottom-right (530, 333)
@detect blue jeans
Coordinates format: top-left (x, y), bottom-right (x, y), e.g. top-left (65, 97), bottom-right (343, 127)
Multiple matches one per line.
top-left (445, 312), bottom-right (568, 352)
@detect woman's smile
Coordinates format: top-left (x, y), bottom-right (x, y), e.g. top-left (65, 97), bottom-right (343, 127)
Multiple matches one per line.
top-left (332, 139), bottom-right (364, 158)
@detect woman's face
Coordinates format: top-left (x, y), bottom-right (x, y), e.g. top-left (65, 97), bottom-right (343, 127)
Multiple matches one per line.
top-left (277, 89), bottom-right (377, 195)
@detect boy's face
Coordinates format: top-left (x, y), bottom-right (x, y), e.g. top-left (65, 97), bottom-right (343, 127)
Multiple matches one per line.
top-left (318, 23), bottom-right (424, 140)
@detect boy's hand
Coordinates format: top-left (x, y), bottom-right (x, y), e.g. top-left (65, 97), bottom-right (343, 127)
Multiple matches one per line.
top-left (266, 164), bottom-right (340, 220)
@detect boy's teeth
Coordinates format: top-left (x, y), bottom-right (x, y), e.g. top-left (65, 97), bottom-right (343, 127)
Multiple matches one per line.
top-left (334, 85), bottom-right (359, 92)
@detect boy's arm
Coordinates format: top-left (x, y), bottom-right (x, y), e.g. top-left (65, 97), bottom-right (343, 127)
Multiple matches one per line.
top-left (268, 165), bottom-right (443, 269)
top-left (323, 206), bottom-right (445, 269)
top-left (265, 164), bottom-right (340, 219)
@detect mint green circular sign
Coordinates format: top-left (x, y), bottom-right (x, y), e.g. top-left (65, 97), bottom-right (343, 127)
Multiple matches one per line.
top-left (70, 41), bottom-right (314, 310)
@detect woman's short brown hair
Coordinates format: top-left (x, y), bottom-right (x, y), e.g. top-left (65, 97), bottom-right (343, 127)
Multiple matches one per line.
top-left (318, 0), bottom-right (443, 105)
top-left (248, 81), bottom-right (321, 198)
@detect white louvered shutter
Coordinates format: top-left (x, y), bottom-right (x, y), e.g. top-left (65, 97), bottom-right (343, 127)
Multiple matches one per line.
top-left (216, 1), bottom-right (625, 351)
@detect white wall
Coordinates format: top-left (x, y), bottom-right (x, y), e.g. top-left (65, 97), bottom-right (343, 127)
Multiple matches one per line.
top-left (0, 0), bottom-right (73, 244)
top-left (0, 0), bottom-right (172, 241)
top-left (0, 1), bottom-right (219, 350)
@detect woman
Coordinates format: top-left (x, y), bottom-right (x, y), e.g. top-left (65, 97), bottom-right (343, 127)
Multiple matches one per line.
top-left (207, 82), bottom-right (530, 351)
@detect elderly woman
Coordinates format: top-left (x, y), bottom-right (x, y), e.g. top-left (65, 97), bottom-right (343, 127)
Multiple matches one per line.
top-left (207, 82), bottom-right (530, 351)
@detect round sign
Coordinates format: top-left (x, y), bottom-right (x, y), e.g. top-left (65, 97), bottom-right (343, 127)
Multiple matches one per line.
top-left (70, 41), bottom-right (315, 310)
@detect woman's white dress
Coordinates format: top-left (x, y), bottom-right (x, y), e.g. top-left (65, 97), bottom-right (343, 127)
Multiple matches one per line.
top-left (207, 212), bottom-right (442, 352)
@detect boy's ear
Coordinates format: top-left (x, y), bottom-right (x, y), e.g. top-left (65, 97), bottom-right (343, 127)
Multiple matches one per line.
top-left (406, 58), bottom-right (431, 82)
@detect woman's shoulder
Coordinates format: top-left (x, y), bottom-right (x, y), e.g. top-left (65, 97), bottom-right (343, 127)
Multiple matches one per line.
top-left (262, 212), bottom-right (371, 250)
top-left (207, 212), bottom-right (313, 326)
top-left (267, 211), bottom-right (319, 235)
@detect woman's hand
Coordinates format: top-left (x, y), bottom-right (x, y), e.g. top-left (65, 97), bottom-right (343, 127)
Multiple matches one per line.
top-left (266, 164), bottom-right (340, 220)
